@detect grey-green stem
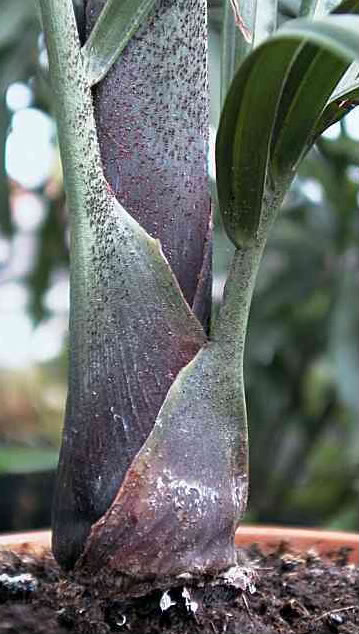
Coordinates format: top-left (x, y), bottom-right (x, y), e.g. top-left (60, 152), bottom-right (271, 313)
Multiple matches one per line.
top-left (38, 0), bottom-right (106, 298)
top-left (213, 176), bottom-right (288, 366)
top-left (213, 236), bottom-right (266, 363)
top-left (38, 0), bottom-right (104, 199)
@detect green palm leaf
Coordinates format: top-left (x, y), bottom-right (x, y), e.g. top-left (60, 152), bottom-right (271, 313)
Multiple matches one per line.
top-left (216, 15), bottom-right (359, 249)
top-left (82, 0), bottom-right (156, 86)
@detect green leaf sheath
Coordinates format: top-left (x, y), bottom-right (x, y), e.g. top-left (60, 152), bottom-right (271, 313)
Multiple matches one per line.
top-left (39, 0), bottom-right (207, 570)
top-left (85, 0), bottom-right (212, 330)
top-left (82, 0), bottom-right (157, 86)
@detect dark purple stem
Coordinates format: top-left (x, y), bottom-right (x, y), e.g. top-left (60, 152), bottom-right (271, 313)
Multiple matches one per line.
top-left (86, 0), bottom-right (212, 327)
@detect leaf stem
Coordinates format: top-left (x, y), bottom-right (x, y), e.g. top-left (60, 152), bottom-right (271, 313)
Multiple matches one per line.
top-left (37, 0), bottom-right (108, 311)
top-left (38, 0), bottom-right (107, 216)
top-left (212, 236), bottom-right (266, 365)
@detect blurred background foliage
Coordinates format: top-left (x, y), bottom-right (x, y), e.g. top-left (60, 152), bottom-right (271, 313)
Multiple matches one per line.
top-left (0, 0), bottom-right (357, 532)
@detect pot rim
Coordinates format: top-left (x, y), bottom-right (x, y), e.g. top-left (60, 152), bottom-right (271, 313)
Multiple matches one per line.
top-left (0, 525), bottom-right (357, 563)
top-left (235, 525), bottom-right (358, 564)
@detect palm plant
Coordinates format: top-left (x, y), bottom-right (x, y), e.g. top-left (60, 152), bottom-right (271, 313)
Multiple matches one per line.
top-left (37, 0), bottom-right (359, 583)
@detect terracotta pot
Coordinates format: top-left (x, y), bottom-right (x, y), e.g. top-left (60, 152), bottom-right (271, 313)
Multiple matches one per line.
top-left (0, 525), bottom-right (358, 564)
top-left (234, 525), bottom-right (358, 564)
top-left (0, 529), bottom-right (51, 555)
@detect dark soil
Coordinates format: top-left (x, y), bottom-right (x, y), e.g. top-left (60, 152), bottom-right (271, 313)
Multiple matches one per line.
top-left (0, 543), bottom-right (358, 634)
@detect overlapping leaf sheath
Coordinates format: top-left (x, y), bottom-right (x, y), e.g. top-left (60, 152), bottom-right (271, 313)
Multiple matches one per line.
top-left (77, 340), bottom-right (249, 578)
top-left (52, 0), bottom-right (211, 570)
top-left (53, 195), bottom-right (207, 570)
top-left (85, 0), bottom-right (212, 328)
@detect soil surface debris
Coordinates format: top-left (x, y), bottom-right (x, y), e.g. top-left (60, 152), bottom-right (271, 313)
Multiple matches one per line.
top-left (0, 543), bottom-right (358, 633)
